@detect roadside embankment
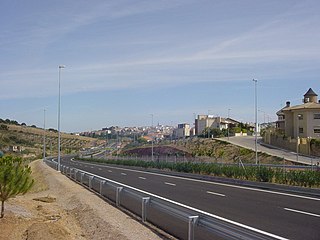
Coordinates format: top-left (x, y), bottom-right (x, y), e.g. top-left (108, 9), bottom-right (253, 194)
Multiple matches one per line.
top-left (0, 160), bottom-right (162, 240)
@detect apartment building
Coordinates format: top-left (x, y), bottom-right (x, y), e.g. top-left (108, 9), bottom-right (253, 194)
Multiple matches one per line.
top-left (174, 123), bottom-right (190, 139)
top-left (279, 88), bottom-right (320, 139)
top-left (195, 115), bottom-right (229, 135)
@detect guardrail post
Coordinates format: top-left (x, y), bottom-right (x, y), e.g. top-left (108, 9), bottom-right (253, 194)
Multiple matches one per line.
top-left (89, 176), bottom-right (94, 189)
top-left (116, 187), bottom-right (123, 207)
top-left (141, 197), bottom-right (150, 222)
top-left (80, 173), bottom-right (84, 184)
top-left (100, 180), bottom-right (106, 195)
top-left (188, 216), bottom-right (199, 240)
top-left (74, 170), bottom-right (78, 180)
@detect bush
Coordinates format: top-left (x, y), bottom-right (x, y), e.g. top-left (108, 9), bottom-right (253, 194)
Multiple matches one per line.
top-left (0, 125), bottom-right (8, 131)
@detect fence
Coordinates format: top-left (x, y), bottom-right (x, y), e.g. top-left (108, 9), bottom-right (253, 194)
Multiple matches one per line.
top-left (45, 159), bottom-right (286, 240)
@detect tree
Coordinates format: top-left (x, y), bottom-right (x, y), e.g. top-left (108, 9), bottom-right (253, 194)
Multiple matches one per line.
top-left (0, 156), bottom-right (34, 218)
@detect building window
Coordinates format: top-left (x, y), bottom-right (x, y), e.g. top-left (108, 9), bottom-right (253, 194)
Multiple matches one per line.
top-left (298, 114), bottom-right (303, 120)
top-left (314, 113), bottom-right (320, 119)
top-left (314, 128), bottom-right (320, 134)
top-left (299, 127), bottom-right (303, 134)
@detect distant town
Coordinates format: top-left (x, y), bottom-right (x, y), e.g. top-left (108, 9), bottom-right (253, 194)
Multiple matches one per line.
top-left (76, 88), bottom-right (320, 157)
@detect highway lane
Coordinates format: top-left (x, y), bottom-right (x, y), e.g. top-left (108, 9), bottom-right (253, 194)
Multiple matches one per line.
top-left (61, 157), bottom-right (320, 240)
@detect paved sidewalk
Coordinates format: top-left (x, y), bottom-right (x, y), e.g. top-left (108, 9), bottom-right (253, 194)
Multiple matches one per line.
top-left (219, 136), bottom-right (320, 166)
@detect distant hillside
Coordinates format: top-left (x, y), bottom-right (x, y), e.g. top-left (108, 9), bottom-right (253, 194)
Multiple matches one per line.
top-left (0, 122), bottom-right (101, 160)
top-left (121, 138), bottom-right (293, 165)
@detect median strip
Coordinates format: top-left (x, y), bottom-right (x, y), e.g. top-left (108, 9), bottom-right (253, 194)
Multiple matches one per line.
top-left (284, 208), bottom-right (320, 218)
top-left (207, 191), bottom-right (226, 197)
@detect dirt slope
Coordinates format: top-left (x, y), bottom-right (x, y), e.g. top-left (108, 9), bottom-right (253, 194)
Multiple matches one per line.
top-left (0, 160), bottom-right (162, 240)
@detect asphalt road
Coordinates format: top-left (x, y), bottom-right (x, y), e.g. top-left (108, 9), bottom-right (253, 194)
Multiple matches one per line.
top-left (58, 157), bottom-right (320, 240)
top-left (220, 136), bottom-right (320, 166)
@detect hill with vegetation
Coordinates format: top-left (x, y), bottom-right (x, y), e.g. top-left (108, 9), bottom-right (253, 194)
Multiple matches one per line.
top-left (121, 138), bottom-right (293, 165)
top-left (0, 119), bottom-right (101, 160)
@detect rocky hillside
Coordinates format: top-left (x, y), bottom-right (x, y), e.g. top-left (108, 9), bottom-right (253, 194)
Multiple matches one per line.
top-left (121, 138), bottom-right (293, 165)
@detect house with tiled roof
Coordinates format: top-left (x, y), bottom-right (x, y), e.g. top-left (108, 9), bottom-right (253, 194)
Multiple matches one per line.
top-left (278, 88), bottom-right (320, 139)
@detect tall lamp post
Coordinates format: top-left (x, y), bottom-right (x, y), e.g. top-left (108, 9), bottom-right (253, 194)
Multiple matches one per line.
top-left (253, 79), bottom-right (258, 165)
top-left (58, 65), bottom-right (65, 172)
top-left (150, 114), bottom-right (154, 161)
top-left (227, 109), bottom-right (231, 141)
top-left (43, 109), bottom-right (46, 161)
top-left (296, 114), bottom-right (302, 162)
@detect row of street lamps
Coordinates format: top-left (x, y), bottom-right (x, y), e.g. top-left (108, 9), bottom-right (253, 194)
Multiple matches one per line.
top-left (45, 69), bottom-right (260, 170)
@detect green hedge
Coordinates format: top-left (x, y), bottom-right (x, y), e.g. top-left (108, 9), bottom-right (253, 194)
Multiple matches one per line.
top-left (76, 157), bottom-right (320, 188)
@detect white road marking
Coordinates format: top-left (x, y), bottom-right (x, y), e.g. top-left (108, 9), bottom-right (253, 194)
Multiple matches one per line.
top-left (67, 167), bottom-right (288, 240)
top-left (121, 173), bottom-right (127, 176)
top-left (207, 191), bottom-right (226, 197)
top-left (108, 170), bottom-right (112, 173)
top-left (139, 177), bottom-right (146, 180)
top-left (165, 182), bottom-right (176, 186)
top-left (90, 166), bottom-right (94, 169)
top-left (98, 168), bottom-right (102, 170)
top-left (284, 208), bottom-right (320, 218)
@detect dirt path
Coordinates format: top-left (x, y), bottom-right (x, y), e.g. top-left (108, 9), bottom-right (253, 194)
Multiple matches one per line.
top-left (0, 160), bottom-right (162, 240)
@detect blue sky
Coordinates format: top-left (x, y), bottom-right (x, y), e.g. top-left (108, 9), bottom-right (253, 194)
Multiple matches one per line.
top-left (1, 0), bottom-right (319, 132)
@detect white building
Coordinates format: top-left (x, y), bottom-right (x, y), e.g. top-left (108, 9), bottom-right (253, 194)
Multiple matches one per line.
top-left (195, 115), bottom-right (229, 135)
top-left (174, 123), bottom-right (190, 139)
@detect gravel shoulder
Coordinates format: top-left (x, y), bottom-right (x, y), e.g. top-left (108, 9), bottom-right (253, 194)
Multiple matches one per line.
top-left (0, 160), bottom-right (162, 240)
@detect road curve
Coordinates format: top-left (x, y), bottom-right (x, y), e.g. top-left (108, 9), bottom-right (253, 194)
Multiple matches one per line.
top-left (60, 156), bottom-right (320, 240)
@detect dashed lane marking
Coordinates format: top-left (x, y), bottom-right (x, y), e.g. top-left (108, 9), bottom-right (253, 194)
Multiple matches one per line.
top-left (284, 208), bottom-right (320, 218)
top-left (165, 182), bottom-right (176, 186)
top-left (207, 191), bottom-right (226, 197)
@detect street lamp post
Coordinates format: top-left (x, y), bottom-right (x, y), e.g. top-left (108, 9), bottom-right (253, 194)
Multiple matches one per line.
top-left (207, 110), bottom-right (211, 139)
top-left (227, 108), bottom-right (231, 141)
top-left (253, 79), bottom-right (258, 165)
top-left (58, 65), bottom-right (65, 172)
top-left (296, 114), bottom-right (301, 162)
top-left (151, 114), bottom-right (154, 161)
top-left (43, 109), bottom-right (46, 161)
top-left (105, 130), bottom-right (108, 159)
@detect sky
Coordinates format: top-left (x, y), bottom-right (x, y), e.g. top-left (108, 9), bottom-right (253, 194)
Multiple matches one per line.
top-left (0, 0), bottom-right (319, 132)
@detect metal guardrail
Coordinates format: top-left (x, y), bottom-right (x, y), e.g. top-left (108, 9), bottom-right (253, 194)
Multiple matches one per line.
top-left (45, 159), bottom-right (287, 240)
